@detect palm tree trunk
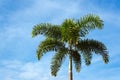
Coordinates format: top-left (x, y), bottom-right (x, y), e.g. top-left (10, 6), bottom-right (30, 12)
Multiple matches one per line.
top-left (68, 52), bottom-right (73, 80)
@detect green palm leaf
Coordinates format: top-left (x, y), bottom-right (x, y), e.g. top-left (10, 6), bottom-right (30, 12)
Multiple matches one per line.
top-left (72, 50), bottom-right (81, 72)
top-left (61, 19), bottom-right (80, 43)
top-left (37, 38), bottom-right (65, 60)
top-left (51, 47), bottom-right (68, 76)
top-left (78, 14), bottom-right (103, 37)
top-left (82, 51), bottom-right (92, 66)
top-left (77, 39), bottom-right (109, 64)
top-left (32, 23), bottom-right (61, 39)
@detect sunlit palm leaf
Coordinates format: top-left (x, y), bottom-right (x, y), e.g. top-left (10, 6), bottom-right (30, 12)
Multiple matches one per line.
top-left (78, 14), bottom-right (103, 37)
top-left (61, 19), bottom-right (80, 43)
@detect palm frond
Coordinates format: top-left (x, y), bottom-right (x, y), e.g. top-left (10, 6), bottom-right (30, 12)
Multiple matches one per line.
top-left (61, 19), bottom-right (79, 43)
top-left (82, 51), bottom-right (92, 66)
top-left (32, 23), bottom-right (61, 39)
top-left (77, 39), bottom-right (109, 64)
top-left (51, 47), bottom-right (68, 76)
top-left (37, 38), bottom-right (65, 60)
top-left (78, 14), bottom-right (103, 37)
top-left (102, 52), bottom-right (109, 63)
top-left (72, 50), bottom-right (81, 72)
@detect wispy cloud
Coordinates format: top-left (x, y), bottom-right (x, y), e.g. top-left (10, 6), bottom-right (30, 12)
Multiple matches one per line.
top-left (4, 0), bottom-right (81, 25)
top-left (0, 60), bottom-right (68, 80)
top-left (0, 26), bottom-right (43, 61)
top-left (0, 0), bottom-right (120, 80)
top-left (2, 59), bottom-right (113, 80)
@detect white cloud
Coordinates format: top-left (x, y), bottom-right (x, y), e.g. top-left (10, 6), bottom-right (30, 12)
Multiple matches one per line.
top-left (0, 0), bottom-right (81, 60)
top-left (0, 53), bottom-right (120, 80)
top-left (19, 62), bottom-right (44, 80)
top-left (0, 0), bottom-right (120, 80)
top-left (0, 60), bottom-right (67, 80)
top-left (0, 27), bottom-right (29, 53)
top-left (4, 0), bottom-right (81, 25)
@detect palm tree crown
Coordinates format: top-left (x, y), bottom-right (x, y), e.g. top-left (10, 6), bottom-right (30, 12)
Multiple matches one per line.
top-left (32, 14), bottom-right (109, 80)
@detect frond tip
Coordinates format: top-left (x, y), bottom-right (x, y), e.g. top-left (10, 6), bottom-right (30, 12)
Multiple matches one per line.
top-left (102, 52), bottom-right (109, 64)
top-left (83, 52), bottom-right (92, 66)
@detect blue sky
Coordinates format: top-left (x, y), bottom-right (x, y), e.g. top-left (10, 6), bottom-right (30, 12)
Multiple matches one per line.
top-left (0, 0), bottom-right (120, 80)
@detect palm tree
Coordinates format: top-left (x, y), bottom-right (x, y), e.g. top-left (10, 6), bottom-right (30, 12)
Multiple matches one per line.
top-left (32, 14), bottom-right (109, 80)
